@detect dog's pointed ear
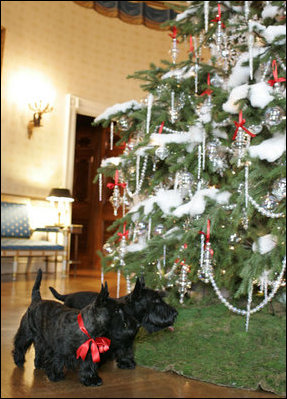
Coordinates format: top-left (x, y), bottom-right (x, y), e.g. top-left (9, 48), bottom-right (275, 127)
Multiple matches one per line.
top-left (131, 276), bottom-right (144, 298)
top-left (139, 275), bottom-right (145, 288)
top-left (95, 282), bottom-right (109, 305)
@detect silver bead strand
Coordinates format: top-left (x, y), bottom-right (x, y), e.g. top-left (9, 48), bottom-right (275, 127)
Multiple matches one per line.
top-left (204, 1), bottom-right (209, 32)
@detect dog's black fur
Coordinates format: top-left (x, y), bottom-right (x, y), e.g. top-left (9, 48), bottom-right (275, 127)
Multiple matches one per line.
top-left (12, 269), bottom-right (139, 386)
top-left (49, 276), bottom-right (178, 334)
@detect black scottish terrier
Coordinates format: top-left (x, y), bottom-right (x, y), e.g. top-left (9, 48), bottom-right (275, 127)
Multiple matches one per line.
top-left (12, 269), bottom-right (139, 386)
top-left (49, 276), bottom-right (178, 333)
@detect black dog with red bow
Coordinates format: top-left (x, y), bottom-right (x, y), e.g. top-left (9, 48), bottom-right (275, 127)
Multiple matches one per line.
top-left (12, 269), bottom-right (139, 386)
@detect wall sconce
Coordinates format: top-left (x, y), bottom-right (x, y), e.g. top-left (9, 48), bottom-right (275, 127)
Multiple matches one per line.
top-left (47, 188), bottom-right (74, 226)
top-left (28, 100), bottom-right (53, 139)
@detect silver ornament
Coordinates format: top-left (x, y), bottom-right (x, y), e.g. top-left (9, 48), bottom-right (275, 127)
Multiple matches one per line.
top-left (264, 106), bottom-right (285, 126)
top-left (261, 193), bottom-right (279, 211)
top-left (154, 224), bottom-right (165, 236)
top-left (210, 73), bottom-right (224, 88)
top-left (136, 222), bottom-right (146, 236)
top-left (246, 124), bottom-right (263, 135)
top-left (103, 242), bottom-right (114, 255)
top-left (109, 185), bottom-right (121, 216)
top-left (168, 106), bottom-right (180, 124)
top-left (118, 115), bottom-right (132, 131)
top-left (155, 146), bottom-right (169, 160)
top-left (271, 178), bottom-right (286, 201)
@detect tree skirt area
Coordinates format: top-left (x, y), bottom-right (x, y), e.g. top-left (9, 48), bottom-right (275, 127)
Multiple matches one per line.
top-left (134, 303), bottom-right (286, 396)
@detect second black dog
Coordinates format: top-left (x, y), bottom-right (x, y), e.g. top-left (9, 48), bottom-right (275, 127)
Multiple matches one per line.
top-left (49, 276), bottom-right (178, 334)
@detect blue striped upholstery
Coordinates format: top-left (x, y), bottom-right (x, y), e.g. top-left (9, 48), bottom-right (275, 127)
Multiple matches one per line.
top-left (1, 238), bottom-right (64, 251)
top-left (1, 202), bottom-right (31, 238)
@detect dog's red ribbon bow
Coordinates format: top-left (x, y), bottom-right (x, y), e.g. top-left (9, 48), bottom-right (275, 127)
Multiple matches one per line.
top-left (268, 59), bottom-right (286, 87)
top-left (76, 313), bottom-right (111, 363)
top-left (107, 170), bottom-right (126, 189)
top-left (232, 110), bottom-right (256, 141)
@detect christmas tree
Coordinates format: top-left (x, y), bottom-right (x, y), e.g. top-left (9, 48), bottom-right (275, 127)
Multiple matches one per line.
top-left (93, 1), bottom-right (286, 330)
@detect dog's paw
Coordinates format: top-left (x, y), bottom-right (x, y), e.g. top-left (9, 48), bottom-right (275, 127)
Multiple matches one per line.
top-left (12, 351), bottom-right (25, 368)
top-left (117, 358), bottom-right (136, 369)
top-left (81, 375), bottom-right (103, 386)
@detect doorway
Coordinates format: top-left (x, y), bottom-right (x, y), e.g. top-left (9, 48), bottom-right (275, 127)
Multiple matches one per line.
top-left (70, 113), bottom-right (123, 270)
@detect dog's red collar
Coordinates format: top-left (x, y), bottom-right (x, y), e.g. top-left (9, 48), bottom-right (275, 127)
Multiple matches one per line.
top-left (76, 313), bottom-right (110, 363)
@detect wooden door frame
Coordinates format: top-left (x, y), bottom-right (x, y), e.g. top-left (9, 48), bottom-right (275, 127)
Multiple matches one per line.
top-left (63, 94), bottom-right (103, 192)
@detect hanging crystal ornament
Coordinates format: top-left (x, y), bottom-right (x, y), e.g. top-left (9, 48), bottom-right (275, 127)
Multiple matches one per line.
top-left (178, 262), bottom-right (190, 304)
top-left (146, 93), bottom-right (154, 135)
top-left (169, 90), bottom-right (180, 124)
top-left (211, 3), bottom-right (225, 52)
top-left (199, 73), bottom-right (213, 128)
top-left (242, 161), bottom-right (250, 230)
top-left (155, 121), bottom-right (169, 161)
top-left (268, 59), bottom-right (286, 99)
top-left (148, 217), bottom-right (152, 240)
top-left (107, 170), bottom-right (126, 216)
top-left (271, 177), bottom-right (286, 201)
top-left (206, 139), bottom-right (228, 176)
top-left (204, 1), bottom-right (209, 32)
top-left (118, 223), bottom-right (129, 265)
top-left (264, 106), bottom-right (285, 126)
top-left (154, 224), bottom-right (165, 236)
top-left (110, 121), bottom-right (114, 150)
top-left (98, 173), bottom-right (102, 201)
top-left (244, 1), bottom-right (250, 21)
top-left (169, 26), bottom-right (179, 64)
top-left (248, 20), bottom-right (254, 80)
top-left (177, 170), bottom-right (194, 201)
top-left (232, 110), bottom-right (256, 167)
top-left (245, 282), bottom-right (253, 332)
top-left (198, 219), bottom-right (214, 283)
top-left (197, 144), bottom-right (202, 191)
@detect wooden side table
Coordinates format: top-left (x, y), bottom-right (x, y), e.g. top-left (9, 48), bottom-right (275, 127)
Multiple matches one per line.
top-left (67, 224), bottom-right (83, 276)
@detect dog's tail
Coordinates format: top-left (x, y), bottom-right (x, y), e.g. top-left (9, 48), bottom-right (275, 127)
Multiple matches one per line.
top-left (32, 268), bottom-right (42, 302)
top-left (48, 286), bottom-right (67, 302)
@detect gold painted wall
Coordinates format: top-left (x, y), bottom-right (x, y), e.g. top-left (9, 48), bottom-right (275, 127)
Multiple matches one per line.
top-left (1, 0), bottom-right (188, 199)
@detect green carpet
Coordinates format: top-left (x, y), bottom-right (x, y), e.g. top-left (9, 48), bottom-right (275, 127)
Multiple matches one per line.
top-left (134, 303), bottom-right (286, 396)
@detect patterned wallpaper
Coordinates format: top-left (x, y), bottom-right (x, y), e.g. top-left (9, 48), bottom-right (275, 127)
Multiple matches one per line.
top-left (1, 1), bottom-right (206, 199)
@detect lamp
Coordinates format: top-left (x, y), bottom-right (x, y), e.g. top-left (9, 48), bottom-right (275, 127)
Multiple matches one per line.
top-left (28, 100), bottom-right (53, 139)
top-left (47, 188), bottom-right (74, 226)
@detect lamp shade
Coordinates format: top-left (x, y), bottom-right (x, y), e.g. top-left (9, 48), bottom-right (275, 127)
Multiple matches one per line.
top-left (46, 188), bottom-right (74, 202)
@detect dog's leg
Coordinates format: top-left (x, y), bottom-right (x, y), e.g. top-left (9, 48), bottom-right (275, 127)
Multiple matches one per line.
top-left (114, 345), bottom-right (136, 369)
top-left (34, 338), bottom-right (47, 369)
top-left (44, 354), bottom-right (65, 382)
top-left (12, 315), bottom-right (33, 367)
top-left (79, 360), bottom-right (103, 386)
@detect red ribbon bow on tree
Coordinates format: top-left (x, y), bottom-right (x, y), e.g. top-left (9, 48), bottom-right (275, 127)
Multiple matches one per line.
top-left (211, 3), bottom-right (226, 28)
top-left (107, 170), bottom-right (126, 189)
top-left (118, 222), bottom-right (129, 241)
top-left (200, 73), bottom-right (213, 96)
top-left (76, 313), bottom-right (111, 363)
top-left (189, 35), bottom-right (194, 54)
top-left (169, 26), bottom-right (178, 41)
top-left (268, 59), bottom-right (286, 86)
top-left (199, 219), bottom-right (214, 256)
top-left (232, 110), bottom-right (256, 141)
top-left (158, 121), bottom-right (165, 134)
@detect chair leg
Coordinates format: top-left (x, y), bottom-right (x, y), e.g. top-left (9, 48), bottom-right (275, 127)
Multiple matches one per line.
top-left (26, 257), bottom-right (32, 274)
top-left (13, 256), bottom-right (18, 280)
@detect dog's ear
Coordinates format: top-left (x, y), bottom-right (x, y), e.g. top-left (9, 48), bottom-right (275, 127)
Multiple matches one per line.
top-left (139, 275), bottom-right (145, 288)
top-left (95, 282), bottom-right (109, 305)
top-left (131, 277), bottom-right (143, 298)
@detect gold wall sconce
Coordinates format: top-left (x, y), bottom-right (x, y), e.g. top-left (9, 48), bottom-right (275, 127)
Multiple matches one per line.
top-left (28, 100), bottom-right (53, 139)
